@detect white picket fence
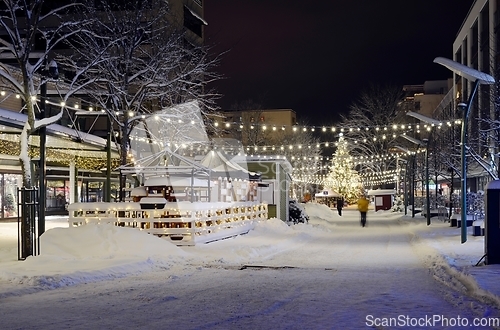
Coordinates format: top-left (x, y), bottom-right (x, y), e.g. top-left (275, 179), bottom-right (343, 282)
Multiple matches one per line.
top-left (67, 201), bottom-right (268, 246)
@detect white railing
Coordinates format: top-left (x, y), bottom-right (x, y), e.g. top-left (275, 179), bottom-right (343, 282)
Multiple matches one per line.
top-left (67, 201), bottom-right (268, 246)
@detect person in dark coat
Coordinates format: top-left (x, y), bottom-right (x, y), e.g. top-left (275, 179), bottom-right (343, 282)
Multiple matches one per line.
top-left (336, 197), bottom-right (343, 216)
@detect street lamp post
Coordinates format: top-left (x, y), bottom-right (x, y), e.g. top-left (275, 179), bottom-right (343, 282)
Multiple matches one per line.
top-left (401, 135), bottom-right (428, 223)
top-left (434, 57), bottom-right (495, 243)
top-left (447, 167), bottom-right (454, 218)
top-left (458, 98), bottom-right (476, 241)
top-left (423, 138), bottom-right (430, 226)
top-left (404, 159), bottom-right (409, 215)
top-left (411, 153), bottom-right (416, 218)
top-left (395, 146), bottom-right (410, 215)
top-left (38, 59), bottom-right (58, 236)
top-left (405, 111), bottom-right (441, 225)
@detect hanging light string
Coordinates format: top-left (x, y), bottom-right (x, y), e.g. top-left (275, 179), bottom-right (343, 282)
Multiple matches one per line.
top-left (0, 91), bottom-right (446, 186)
top-left (1, 91), bottom-right (462, 134)
top-left (213, 120), bottom-right (461, 134)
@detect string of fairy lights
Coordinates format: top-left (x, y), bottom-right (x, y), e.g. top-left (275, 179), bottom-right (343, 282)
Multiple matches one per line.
top-left (292, 167), bottom-right (416, 187)
top-left (0, 92), bottom-right (450, 185)
top-left (0, 138), bottom-right (119, 171)
top-left (31, 95), bottom-right (462, 136)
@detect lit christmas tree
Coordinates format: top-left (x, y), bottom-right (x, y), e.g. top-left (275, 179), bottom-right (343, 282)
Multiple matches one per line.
top-left (324, 135), bottom-right (363, 204)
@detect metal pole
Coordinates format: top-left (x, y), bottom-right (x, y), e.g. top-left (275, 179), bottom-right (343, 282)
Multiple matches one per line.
top-left (411, 154), bottom-right (416, 218)
top-left (396, 157), bottom-right (400, 194)
top-left (460, 79), bottom-right (480, 243)
top-left (434, 152), bottom-right (438, 209)
top-left (106, 116), bottom-right (111, 202)
top-left (424, 141), bottom-right (430, 225)
top-left (404, 159), bottom-right (408, 215)
top-left (449, 168), bottom-right (454, 219)
top-left (38, 59), bottom-right (46, 236)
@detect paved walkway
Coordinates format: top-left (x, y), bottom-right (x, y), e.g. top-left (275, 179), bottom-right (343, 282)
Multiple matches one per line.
top-left (1, 210), bottom-right (499, 329)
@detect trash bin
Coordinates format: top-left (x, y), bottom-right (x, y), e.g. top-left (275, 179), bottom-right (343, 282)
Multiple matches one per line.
top-left (485, 180), bottom-right (500, 264)
top-left (472, 220), bottom-right (484, 237)
top-left (457, 216), bottom-right (473, 228)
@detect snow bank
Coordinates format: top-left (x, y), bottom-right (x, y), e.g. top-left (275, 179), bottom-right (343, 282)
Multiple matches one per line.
top-left (40, 224), bottom-right (185, 259)
top-left (0, 225), bottom-right (190, 289)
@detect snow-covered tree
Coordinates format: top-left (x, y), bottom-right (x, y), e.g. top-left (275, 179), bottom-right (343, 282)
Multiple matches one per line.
top-left (61, 0), bottom-right (221, 196)
top-left (324, 135), bottom-right (363, 203)
top-left (0, 0), bottom-right (91, 187)
top-left (340, 84), bottom-right (406, 175)
top-left (223, 100), bottom-right (272, 147)
top-left (270, 128), bottom-right (322, 200)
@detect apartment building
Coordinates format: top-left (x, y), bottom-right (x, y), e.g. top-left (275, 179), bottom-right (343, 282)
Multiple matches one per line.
top-left (450, 0), bottom-right (499, 191)
top-left (218, 109), bottom-right (297, 146)
top-left (402, 80), bottom-right (452, 118)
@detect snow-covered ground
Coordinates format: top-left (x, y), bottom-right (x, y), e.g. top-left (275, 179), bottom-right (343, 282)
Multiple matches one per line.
top-left (1, 203), bottom-right (500, 329)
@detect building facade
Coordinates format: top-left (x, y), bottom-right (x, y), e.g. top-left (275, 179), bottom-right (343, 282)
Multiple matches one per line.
top-left (452, 0), bottom-right (499, 191)
top-left (218, 109), bottom-right (297, 146)
top-left (402, 80), bottom-right (452, 118)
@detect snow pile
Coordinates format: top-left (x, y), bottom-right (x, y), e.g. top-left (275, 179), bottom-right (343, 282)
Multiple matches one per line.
top-left (303, 202), bottom-right (338, 228)
top-left (188, 218), bottom-right (311, 265)
top-left (40, 224), bottom-right (186, 259)
top-left (0, 224), bottom-right (190, 288)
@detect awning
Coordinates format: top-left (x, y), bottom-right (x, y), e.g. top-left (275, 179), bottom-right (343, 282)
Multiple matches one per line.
top-left (0, 108), bottom-right (115, 151)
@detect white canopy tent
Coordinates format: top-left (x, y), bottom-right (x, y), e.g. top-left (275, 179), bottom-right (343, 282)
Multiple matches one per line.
top-left (315, 189), bottom-right (340, 198)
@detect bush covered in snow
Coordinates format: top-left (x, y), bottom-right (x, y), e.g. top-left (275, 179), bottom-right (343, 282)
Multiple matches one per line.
top-left (391, 194), bottom-right (404, 212)
top-left (288, 200), bottom-right (309, 224)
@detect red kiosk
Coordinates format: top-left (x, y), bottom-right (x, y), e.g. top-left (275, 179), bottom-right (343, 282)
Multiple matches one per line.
top-left (367, 189), bottom-right (396, 211)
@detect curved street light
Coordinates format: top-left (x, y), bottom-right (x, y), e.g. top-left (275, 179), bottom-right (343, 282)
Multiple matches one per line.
top-left (434, 57), bottom-right (495, 243)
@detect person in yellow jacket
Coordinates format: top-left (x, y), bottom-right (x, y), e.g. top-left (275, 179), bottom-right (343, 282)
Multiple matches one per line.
top-left (357, 195), bottom-right (369, 227)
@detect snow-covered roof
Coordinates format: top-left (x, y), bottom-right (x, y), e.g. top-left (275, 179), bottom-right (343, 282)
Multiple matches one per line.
top-left (367, 189), bottom-right (396, 196)
top-left (0, 108), bottom-right (119, 157)
top-left (118, 147), bottom-right (209, 174)
top-left (199, 150), bottom-right (260, 180)
top-left (120, 148), bottom-right (261, 182)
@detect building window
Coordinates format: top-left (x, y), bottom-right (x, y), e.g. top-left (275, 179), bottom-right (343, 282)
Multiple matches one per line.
top-left (414, 101), bottom-right (420, 111)
top-left (260, 116), bottom-right (265, 122)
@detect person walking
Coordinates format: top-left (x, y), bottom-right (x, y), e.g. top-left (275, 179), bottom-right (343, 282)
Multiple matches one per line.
top-left (336, 197), bottom-right (343, 216)
top-left (357, 195), bottom-right (369, 227)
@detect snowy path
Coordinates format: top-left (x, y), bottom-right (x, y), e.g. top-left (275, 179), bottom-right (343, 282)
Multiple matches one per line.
top-left (1, 209), bottom-right (498, 329)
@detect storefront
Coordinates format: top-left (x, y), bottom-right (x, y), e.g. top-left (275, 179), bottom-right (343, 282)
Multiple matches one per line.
top-left (0, 109), bottom-right (120, 219)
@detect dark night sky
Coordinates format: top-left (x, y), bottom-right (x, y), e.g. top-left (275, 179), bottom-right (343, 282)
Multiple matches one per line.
top-left (204, 1), bottom-right (474, 125)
